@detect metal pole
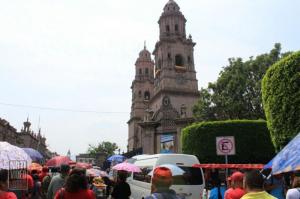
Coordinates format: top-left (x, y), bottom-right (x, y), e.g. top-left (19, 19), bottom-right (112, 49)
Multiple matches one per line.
top-left (225, 155), bottom-right (228, 179)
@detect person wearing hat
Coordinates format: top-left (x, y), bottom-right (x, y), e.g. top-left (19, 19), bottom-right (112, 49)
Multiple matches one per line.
top-left (47, 164), bottom-right (70, 199)
top-left (286, 171), bottom-right (300, 199)
top-left (224, 171), bottom-right (245, 199)
top-left (145, 167), bottom-right (182, 199)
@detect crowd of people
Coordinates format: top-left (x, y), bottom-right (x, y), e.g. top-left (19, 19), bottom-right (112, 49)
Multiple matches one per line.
top-left (0, 164), bottom-right (300, 199)
top-left (207, 170), bottom-right (300, 199)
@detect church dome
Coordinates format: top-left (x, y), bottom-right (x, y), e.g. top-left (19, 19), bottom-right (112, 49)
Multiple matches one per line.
top-left (137, 46), bottom-right (151, 62)
top-left (163, 0), bottom-right (180, 13)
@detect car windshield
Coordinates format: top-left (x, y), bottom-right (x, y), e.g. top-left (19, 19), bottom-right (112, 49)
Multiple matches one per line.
top-left (172, 167), bottom-right (203, 185)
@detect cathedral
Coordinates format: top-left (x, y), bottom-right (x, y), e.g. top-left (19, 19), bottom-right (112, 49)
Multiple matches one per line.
top-left (128, 0), bottom-right (199, 155)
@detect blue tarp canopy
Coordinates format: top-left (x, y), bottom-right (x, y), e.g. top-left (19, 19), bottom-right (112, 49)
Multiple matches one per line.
top-left (264, 132), bottom-right (300, 174)
top-left (22, 148), bottom-right (44, 162)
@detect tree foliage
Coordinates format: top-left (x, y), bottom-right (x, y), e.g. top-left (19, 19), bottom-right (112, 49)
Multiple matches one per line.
top-left (87, 141), bottom-right (119, 157)
top-left (193, 44), bottom-right (291, 121)
top-left (182, 120), bottom-right (275, 163)
top-left (262, 51), bottom-right (300, 150)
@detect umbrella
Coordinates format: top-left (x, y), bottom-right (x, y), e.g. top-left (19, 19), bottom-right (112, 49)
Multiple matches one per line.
top-left (28, 163), bottom-right (43, 171)
top-left (0, 142), bottom-right (32, 169)
top-left (100, 170), bottom-right (108, 177)
top-left (46, 156), bottom-right (71, 167)
top-left (112, 162), bottom-right (141, 173)
top-left (87, 168), bottom-right (101, 177)
top-left (265, 132), bottom-right (300, 174)
top-left (22, 148), bottom-right (44, 162)
top-left (75, 162), bottom-right (93, 169)
top-left (148, 164), bottom-right (185, 176)
top-left (107, 155), bottom-right (125, 163)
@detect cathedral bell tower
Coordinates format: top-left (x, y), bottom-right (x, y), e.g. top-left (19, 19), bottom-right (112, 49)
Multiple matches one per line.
top-left (127, 45), bottom-right (154, 152)
top-left (152, 0), bottom-right (199, 116)
top-left (127, 0), bottom-right (199, 155)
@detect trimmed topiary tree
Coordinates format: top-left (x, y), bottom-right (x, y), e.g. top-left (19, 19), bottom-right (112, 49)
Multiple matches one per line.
top-left (262, 51), bottom-right (300, 150)
top-left (182, 120), bottom-right (275, 163)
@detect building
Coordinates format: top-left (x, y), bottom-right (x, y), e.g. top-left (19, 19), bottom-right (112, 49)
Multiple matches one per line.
top-left (76, 153), bottom-right (107, 167)
top-left (0, 118), bottom-right (20, 146)
top-left (0, 117), bottom-right (53, 159)
top-left (128, 0), bottom-right (199, 154)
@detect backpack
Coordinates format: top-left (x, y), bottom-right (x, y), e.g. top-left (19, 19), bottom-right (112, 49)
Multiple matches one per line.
top-left (41, 175), bottom-right (52, 194)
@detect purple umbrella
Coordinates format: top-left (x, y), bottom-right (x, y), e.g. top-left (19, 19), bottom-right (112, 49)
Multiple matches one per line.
top-left (22, 148), bottom-right (44, 162)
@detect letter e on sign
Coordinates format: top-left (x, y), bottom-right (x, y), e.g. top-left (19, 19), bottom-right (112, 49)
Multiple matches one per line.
top-left (216, 136), bottom-right (235, 155)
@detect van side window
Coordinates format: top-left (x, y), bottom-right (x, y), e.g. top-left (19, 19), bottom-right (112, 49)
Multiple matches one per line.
top-left (133, 167), bottom-right (152, 183)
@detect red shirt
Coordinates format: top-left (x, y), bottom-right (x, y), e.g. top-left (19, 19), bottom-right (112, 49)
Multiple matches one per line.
top-left (0, 192), bottom-right (17, 199)
top-left (225, 187), bottom-right (246, 199)
top-left (39, 172), bottom-right (48, 182)
top-left (54, 189), bottom-right (96, 199)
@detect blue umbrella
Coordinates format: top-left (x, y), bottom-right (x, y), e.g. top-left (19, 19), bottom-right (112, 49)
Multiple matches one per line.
top-left (265, 132), bottom-right (300, 174)
top-left (22, 148), bottom-right (44, 162)
top-left (107, 154), bottom-right (125, 163)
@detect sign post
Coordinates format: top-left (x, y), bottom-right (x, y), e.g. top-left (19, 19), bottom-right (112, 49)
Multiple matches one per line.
top-left (216, 136), bottom-right (235, 179)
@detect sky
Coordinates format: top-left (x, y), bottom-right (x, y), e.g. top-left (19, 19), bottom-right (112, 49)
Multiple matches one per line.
top-left (0, 0), bottom-right (299, 157)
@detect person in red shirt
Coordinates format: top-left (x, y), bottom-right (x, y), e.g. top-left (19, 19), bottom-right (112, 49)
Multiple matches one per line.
top-left (0, 169), bottom-right (17, 199)
top-left (54, 168), bottom-right (95, 199)
top-left (224, 171), bottom-right (246, 199)
top-left (39, 166), bottom-right (49, 182)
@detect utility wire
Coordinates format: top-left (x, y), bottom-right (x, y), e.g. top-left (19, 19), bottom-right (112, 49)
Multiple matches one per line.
top-left (0, 102), bottom-right (128, 114)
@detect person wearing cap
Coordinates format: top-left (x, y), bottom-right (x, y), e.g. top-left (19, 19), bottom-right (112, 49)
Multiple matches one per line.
top-left (145, 167), bottom-right (182, 199)
top-left (286, 172), bottom-right (300, 199)
top-left (241, 170), bottom-right (276, 199)
top-left (47, 164), bottom-right (70, 199)
top-left (224, 172), bottom-right (245, 199)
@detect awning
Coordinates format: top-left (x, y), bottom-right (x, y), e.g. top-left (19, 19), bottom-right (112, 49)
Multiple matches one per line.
top-left (193, 164), bottom-right (264, 169)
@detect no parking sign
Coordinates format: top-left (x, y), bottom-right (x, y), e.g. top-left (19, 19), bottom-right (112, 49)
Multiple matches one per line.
top-left (216, 136), bottom-right (236, 155)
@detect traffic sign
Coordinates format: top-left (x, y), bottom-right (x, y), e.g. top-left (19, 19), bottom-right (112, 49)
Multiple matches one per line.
top-left (216, 136), bottom-right (235, 155)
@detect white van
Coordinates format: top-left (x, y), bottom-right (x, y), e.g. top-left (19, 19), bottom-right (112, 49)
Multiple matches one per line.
top-left (127, 154), bottom-right (205, 199)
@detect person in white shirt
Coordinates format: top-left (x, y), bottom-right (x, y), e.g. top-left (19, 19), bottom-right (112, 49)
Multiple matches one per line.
top-left (286, 173), bottom-right (300, 199)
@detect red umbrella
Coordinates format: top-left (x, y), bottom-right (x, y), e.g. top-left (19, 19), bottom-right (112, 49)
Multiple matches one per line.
top-left (46, 156), bottom-right (71, 167)
top-left (75, 162), bottom-right (93, 169)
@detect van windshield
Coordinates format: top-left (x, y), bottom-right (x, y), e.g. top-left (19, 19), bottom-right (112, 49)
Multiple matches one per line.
top-left (172, 167), bottom-right (203, 185)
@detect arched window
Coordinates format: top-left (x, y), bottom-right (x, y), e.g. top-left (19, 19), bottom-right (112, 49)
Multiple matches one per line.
top-left (144, 91), bottom-right (150, 100)
top-left (166, 25), bottom-right (170, 32)
top-left (145, 68), bottom-right (149, 75)
top-left (139, 68), bottom-right (142, 75)
top-left (168, 53), bottom-right (171, 59)
top-left (175, 54), bottom-right (184, 66)
top-left (138, 91), bottom-right (142, 98)
top-left (175, 24), bottom-right (179, 32)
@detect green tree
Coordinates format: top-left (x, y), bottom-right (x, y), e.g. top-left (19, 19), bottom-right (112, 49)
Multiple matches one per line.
top-left (262, 51), bottom-right (300, 150)
top-left (87, 141), bottom-right (119, 157)
top-left (193, 43), bottom-right (291, 121)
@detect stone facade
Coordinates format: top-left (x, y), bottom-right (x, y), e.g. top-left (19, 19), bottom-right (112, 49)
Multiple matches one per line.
top-left (128, 0), bottom-right (199, 154)
top-left (0, 118), bottom-right (20, 146)
top-left (0, 117), bottom-right (53, 159)
top-left (76, 153), bottom-right (107, 167)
